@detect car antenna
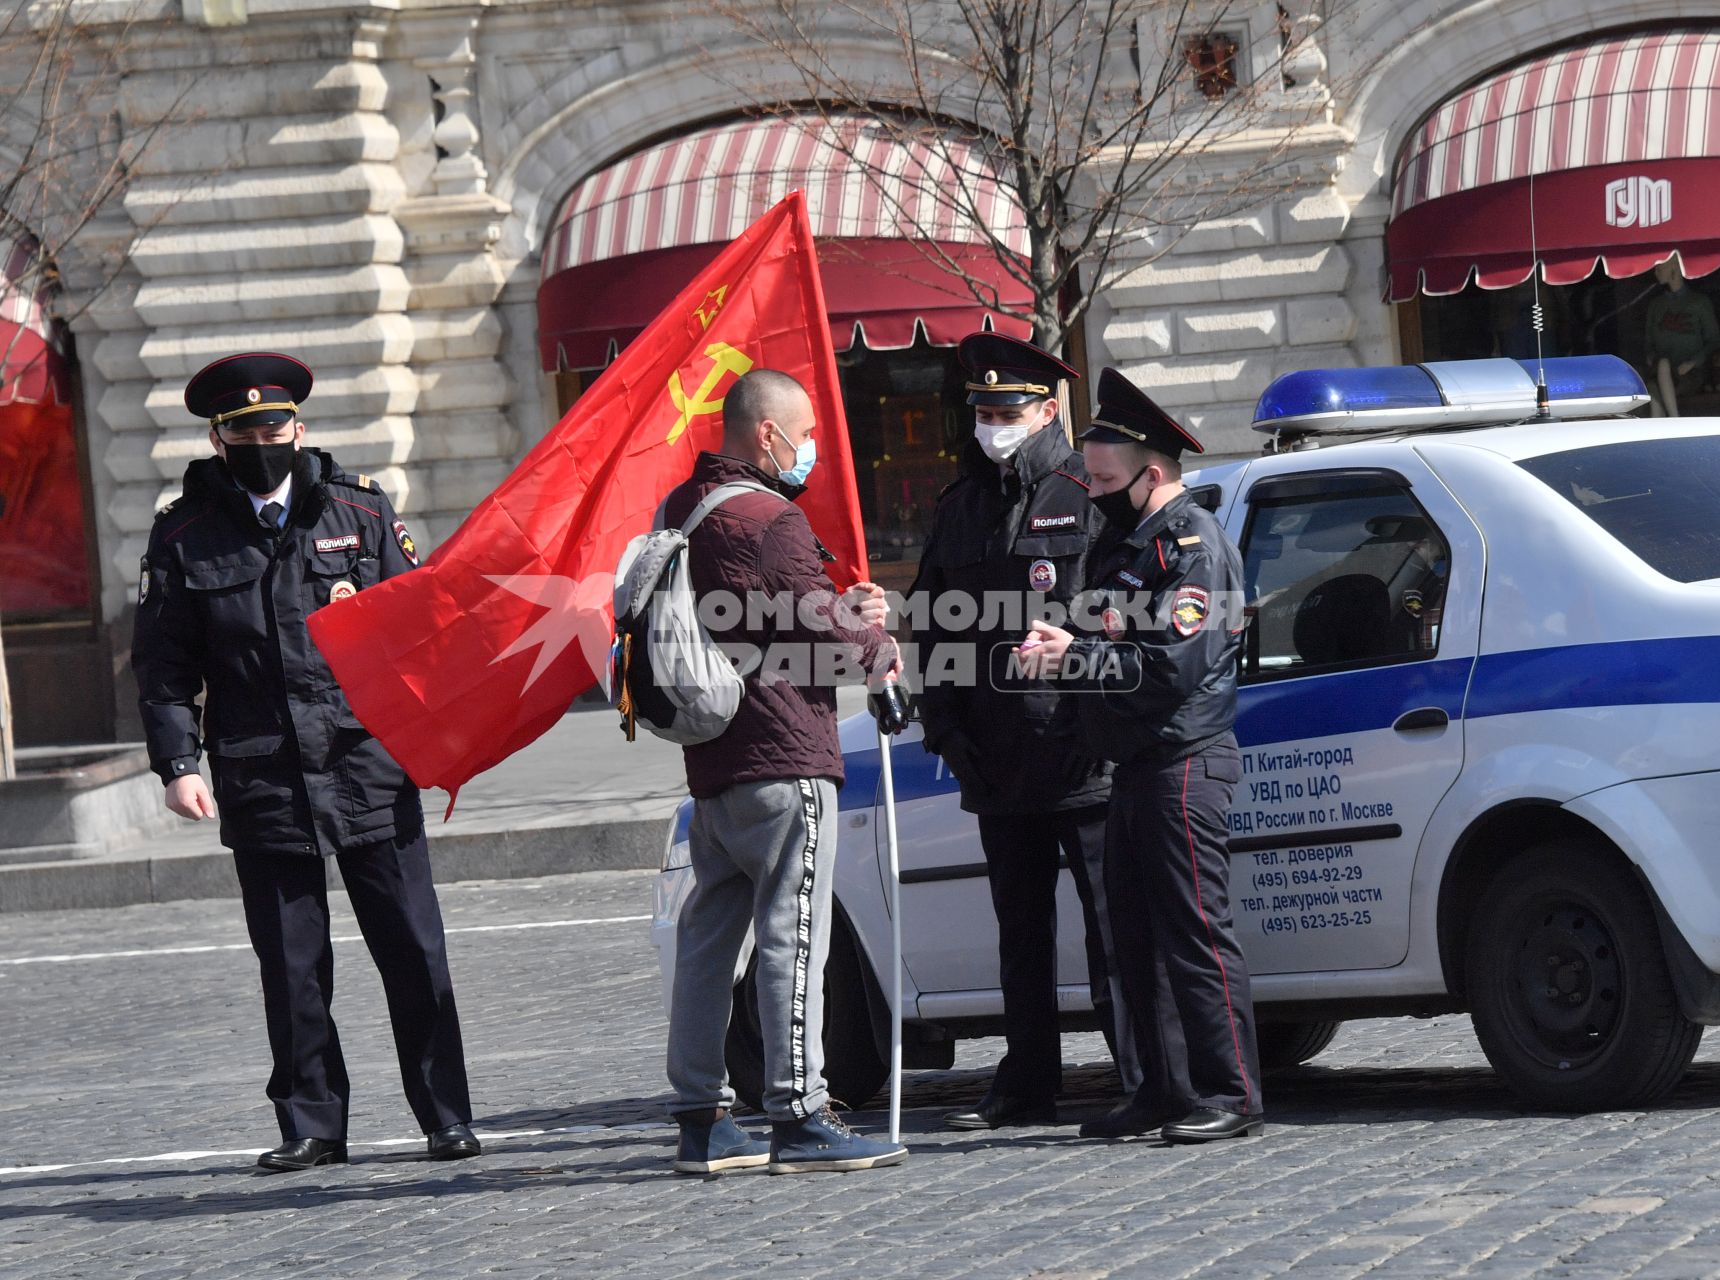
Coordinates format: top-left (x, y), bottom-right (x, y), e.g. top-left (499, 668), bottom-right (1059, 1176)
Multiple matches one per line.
top-left (1527, 166), bottom-right (1552, 421)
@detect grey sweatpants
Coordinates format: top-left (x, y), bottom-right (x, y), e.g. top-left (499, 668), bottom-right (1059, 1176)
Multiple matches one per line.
top-left (667, 776), bottom-right (838, 1122)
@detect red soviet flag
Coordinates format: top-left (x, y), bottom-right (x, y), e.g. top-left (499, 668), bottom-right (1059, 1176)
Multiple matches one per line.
top-left (309, 192), bottom-right (868, 796)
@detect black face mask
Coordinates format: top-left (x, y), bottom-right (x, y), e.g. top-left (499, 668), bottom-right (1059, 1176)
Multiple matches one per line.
top-left (1089, 465), bottom-right (1151, 529)
top-left (223, 442), bottom-right (297, 495)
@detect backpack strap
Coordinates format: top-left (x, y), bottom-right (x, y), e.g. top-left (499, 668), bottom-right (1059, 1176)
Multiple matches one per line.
top-left (678, 480), bottom-right (783, 535)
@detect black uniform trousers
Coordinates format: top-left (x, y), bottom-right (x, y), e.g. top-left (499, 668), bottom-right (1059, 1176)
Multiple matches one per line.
top-left (1106, 738), bottom-right (1262, 1117)
top-left (975, 805), bottom-right (1140, 1103)
top-left (233, 826), bottom-right (472, 1141)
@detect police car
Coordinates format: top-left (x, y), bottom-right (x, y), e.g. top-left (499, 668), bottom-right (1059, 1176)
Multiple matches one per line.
top-left (652, 354), bottom-right (1720, 1113)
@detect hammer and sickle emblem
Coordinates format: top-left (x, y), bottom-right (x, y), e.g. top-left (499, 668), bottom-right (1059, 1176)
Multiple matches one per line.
top-left (667, 341), bottom-right (756, 444)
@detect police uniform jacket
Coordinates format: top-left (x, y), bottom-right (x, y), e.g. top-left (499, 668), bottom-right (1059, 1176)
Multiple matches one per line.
top-left (132, 447), bottom-right (422, 857)
top-left (1062, 489), bottom-right (1244, 766)
top-left (910, 424), bottom-right (1111, 814)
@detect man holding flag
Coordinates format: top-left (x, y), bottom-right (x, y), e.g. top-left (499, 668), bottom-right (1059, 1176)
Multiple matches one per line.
top-left (659, 369), bottom-right (909, 1175)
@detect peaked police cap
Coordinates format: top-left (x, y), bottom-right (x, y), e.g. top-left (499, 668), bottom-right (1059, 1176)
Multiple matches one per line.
top-left (956, 332), bottom-right (1080, 406)
top-left (185, 352), bottom-right (313, 431)
top-left (1078, 367), bottom-right (1204, 457)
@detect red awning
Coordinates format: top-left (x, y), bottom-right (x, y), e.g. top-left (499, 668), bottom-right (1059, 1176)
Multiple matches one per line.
top-left (538, 115), bottom-right (1032, 369)
top-left (1386, 29), bottom-right (1720, 302)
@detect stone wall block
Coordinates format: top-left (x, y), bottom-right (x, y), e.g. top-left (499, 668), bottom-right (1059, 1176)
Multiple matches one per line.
top-left (139, 316), bottom-right (416, 378)
top-left (100, 432), bottom-right (167, 485)
top-left (138, 114), bottom-right (400, 178)
top-left (123, 164), bottom-right (407, 227)
top-left (408, 411), bottom-right (518, 463)
top-left (90, 332), bottom-right (150, 385)
top-left (1286, 295), bottom-right (1357, 347)
top-left (122, 60), bottom-right (390, 127)
top-left (130, 215), bottom-right (404, 278)
top-left (425, 457), bottom-right (511, 514)
top-left (408, 307), bottom-right (505, 364)
top-left (1101, 315), bottom-right (1174, 360)
top-left (1106, 244), bottom-right (1352, 309)
top-left (96, 384), bottom-right (162, 435)
top-left (1167, 210), bottom-right (1276, 255)
top-left (413, 362), bottom-right (511, 415)
top-left (1112, 355), bottom-right (1276, 412)
top-left (403, 253), bottom-right (510, 311)
top-left (1278, 190), bottom-right (1353, 245)
top-left (1176, 305), bottom-right (1283, 355)
top-left (1270, 344), bottom-right (1359, 380)
top-left (134, 264), bottom-right (412, 327)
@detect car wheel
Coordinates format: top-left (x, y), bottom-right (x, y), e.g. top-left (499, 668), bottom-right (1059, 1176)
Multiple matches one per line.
top-left (725, 918), bottom-right (889, 1112)
top-left (1256, 1020), bottom-right (1340, 1071)
top-left (1465, 839), bottom-right (1701, 1111)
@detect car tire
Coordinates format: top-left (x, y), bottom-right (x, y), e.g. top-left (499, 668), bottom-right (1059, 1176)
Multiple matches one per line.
top-left (725, 918), bottom-right (889, 1113)
top-left (1256, 1019), bottom-right (1340, 1071)
top-left (1465, 839), bottom-right (1701, 1112)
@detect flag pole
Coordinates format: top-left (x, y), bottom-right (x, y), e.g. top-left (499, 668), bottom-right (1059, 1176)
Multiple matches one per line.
top-left (876, 724), bottom-right (903, 1144)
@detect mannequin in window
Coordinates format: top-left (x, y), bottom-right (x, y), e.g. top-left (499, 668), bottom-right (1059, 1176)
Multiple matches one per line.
top-left (1644, 260), bottom-right (1719, 416)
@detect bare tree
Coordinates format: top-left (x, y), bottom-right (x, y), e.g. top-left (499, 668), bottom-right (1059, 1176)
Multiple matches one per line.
top-left (708, 0), bottom-right (1342, 352)
top-left (0, 0), bottom-right (185, 776)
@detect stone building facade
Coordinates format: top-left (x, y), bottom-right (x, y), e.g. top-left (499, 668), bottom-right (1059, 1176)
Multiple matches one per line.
top-left (0, 0), bottom-right (1702, 743)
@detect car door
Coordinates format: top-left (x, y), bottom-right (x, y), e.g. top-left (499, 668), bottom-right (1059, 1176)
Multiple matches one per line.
top-left (880, 722), bottom-right (1098, 1013)
top-left (1225, 461), bottom-right (1483, 974)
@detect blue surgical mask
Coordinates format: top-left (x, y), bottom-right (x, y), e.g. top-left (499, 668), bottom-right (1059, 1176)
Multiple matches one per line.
top-left (772, 427), bottom-right (817, 486)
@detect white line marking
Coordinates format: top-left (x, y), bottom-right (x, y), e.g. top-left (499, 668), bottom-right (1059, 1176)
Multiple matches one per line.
top-left (0, 915), bottom-right (651, 966)
top-left (0, 1120), bottom-right (674, 1177)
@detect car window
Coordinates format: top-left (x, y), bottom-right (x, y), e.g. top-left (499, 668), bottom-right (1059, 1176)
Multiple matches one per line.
top-left (1238, 483), bottom-right (1451, 681)
top-left (1517, 436), bottom-right (1720, 584)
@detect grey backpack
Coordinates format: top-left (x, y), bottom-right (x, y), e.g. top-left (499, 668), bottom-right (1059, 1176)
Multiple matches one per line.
top-left (612, 481), bottom-right (782, 744)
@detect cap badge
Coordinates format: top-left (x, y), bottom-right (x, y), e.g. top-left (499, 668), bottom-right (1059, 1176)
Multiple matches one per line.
top-left (246, 388), bottom-right (261, 404)
top-left (984, 370), bottom-right (998, 385)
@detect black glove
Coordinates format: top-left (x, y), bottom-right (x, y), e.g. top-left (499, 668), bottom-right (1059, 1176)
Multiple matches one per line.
top-left (928, 728), bottom-right (989, 790)
top-left (867, 679), bottom-right (911, 736)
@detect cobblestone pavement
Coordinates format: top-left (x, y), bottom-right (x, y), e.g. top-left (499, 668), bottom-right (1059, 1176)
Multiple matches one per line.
top-left (6, 870), bottom-right (1720, 1279)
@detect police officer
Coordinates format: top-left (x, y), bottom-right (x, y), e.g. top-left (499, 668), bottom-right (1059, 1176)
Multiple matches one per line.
top-left (132, 353), bottom-right (481, 1171)
top-left (911, 333), bottom-right (1139, 1131)
top-left (1018, 368), bottom-right (1264, 1143)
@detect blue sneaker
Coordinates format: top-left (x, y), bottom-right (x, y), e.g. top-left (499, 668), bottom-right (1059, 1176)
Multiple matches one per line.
top-left (767, 1105), bottom-right (909, 1174)
top-left (672, 1111), bottom-right (770, 1174)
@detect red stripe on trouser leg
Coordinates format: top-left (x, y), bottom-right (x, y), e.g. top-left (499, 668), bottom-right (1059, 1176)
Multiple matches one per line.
top-left (1181, 756), bottom-right (1252, 1113)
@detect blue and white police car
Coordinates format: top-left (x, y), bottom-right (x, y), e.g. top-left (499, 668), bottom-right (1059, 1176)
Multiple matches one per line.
top-left (652, 354), bottom-right (1720, 1113)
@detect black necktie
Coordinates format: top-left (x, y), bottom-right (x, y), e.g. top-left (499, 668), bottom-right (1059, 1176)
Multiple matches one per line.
top-left (258, 501), bottom-right (284, 531)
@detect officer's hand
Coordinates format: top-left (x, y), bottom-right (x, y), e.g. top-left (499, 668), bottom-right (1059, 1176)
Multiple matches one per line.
top-left (840, 580), bottom-right (889, 630)
top-left (165, 775), bottom-right (216, 821)
top-left (1016, 619), bottom-right (1074, 678)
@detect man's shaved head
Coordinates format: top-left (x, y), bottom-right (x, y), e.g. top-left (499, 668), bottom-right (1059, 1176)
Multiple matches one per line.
top-left (723, 369), bottom-right (811, 449)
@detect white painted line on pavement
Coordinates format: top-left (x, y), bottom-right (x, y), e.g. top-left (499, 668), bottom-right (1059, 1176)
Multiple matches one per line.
top-left (0, 914), bottom-right (652, 966)
top-left (0, 1120), bottom-right (675, 1177)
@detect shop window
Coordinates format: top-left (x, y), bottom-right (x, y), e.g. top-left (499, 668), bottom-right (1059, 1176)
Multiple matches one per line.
top-left (1412, 267), bottom-right (1718, 417)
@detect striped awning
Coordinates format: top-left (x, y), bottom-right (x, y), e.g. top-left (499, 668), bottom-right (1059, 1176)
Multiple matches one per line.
top-left (539, 115), bottom-right (1033, 368)
top-left (0, 233), bottom-right (70, 406)
top-left (1387, 29), bottom-right (1720, 301)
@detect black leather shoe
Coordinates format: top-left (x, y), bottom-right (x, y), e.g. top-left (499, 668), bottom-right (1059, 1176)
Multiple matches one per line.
top-left (427, 1123), bottom-right (482, 1160)
top-left (1077, 1099), bottom-right (1181, 1140)
top-left (257, 1137), bottom-right (348, 1172)
top-left (1161, 1108), bottom-right (1265, 1143)
top-left (944, 1096), bottom-right (1057, 1131)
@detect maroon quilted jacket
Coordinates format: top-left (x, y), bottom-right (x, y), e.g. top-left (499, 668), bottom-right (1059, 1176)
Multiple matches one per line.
top-left (662, 452), bottom-right (890, 798)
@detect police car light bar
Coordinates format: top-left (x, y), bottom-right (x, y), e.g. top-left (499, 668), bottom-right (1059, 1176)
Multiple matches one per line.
top-left (1252, 356), bottom-right (1649, 436)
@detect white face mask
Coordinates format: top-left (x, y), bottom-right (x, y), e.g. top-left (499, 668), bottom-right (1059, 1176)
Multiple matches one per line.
top-left (975, 423), bottom-right (1032, 463)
